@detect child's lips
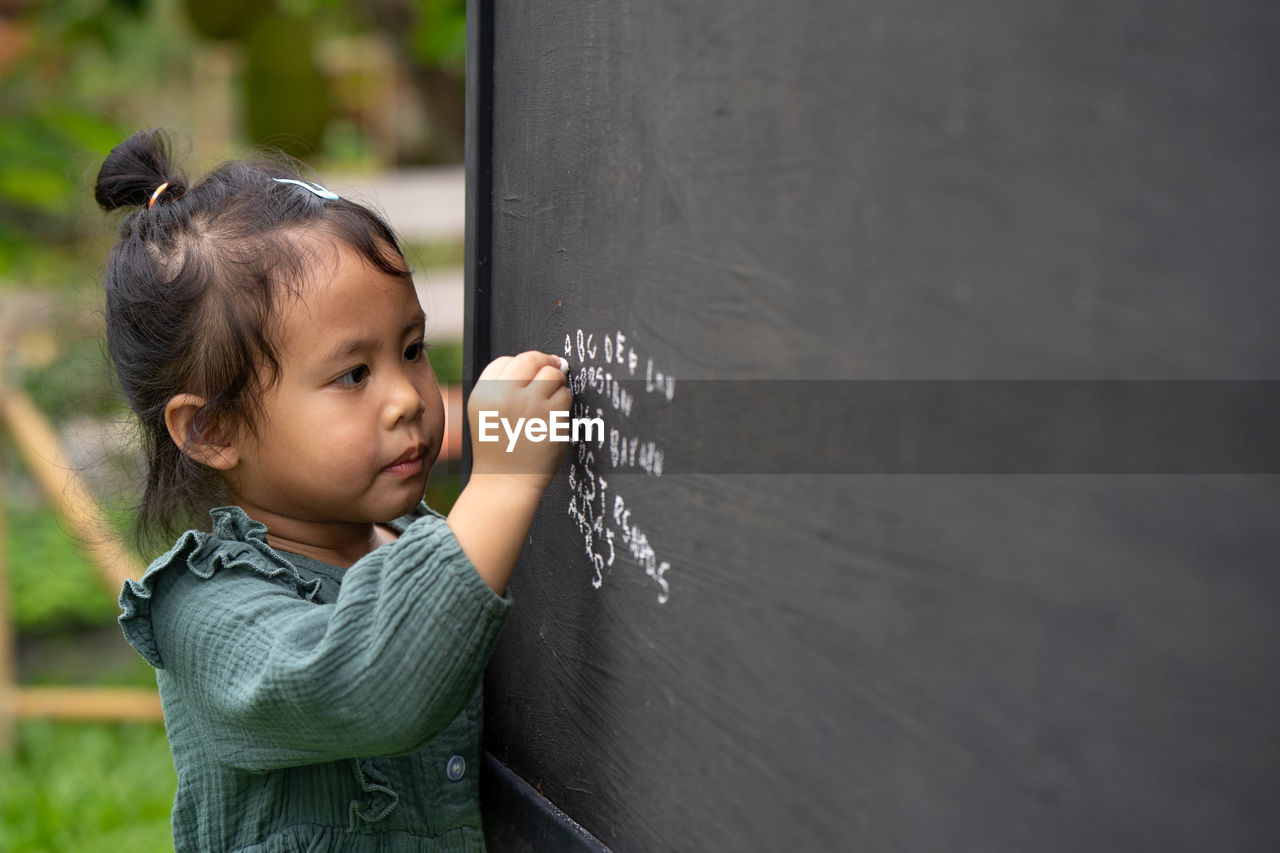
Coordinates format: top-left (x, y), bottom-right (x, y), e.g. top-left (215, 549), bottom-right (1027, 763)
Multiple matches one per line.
top-left (384, 445), bottom-right (427, 477)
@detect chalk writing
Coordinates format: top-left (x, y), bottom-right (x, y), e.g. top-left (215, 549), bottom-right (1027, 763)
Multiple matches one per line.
top-left (608, 428), bottom-right (664, 475)
top-left (562, 328), bottom-right (675, 604)
top-left (613, 492), bottom-right (671, 604)
top-left (567, 364), bottom-right (634, 417)
top-left (566, 443), bottom-right (613, 590)
top-left (646, 358), bottom-right (675, 402)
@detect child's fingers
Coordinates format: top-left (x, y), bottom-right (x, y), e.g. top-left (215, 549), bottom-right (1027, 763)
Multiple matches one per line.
top-left (550, 386), bottom-right (574, 411)
top-left (532, 363), bottom-right (570, 396)
top-left (497, 351), bottom-right (568, 383)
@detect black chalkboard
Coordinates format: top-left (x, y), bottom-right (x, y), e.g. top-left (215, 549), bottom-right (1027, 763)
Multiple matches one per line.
top-left (464, 2), bottom-right (1280, 850)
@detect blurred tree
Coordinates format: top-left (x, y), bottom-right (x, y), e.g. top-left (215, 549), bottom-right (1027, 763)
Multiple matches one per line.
top-left (181, 0), bottom-right (334, 160)
top-left (0, 0), bottom-right (175, 286)
top-left (176, 0), bottom-right (466, 163)
top-left (242, 10), bottom-right (334, 159)
top-left (296, 0), bottom-right (463, 164)
top-left (0, 110), bottom-right (121, 249)
top-left (360, 0), bottom-right (466, 163)
top-left (0, 0), bottom-right (468, 289)
top-left (180, 0), bottom-right (265, 39)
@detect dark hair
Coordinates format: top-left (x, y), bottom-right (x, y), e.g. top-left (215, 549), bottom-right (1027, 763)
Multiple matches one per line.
top-left (95, 129), bottom-right (413, 550)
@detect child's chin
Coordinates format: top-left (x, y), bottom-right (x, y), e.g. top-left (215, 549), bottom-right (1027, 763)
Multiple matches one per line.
top-left (386, 486), bottom-right (428, 519)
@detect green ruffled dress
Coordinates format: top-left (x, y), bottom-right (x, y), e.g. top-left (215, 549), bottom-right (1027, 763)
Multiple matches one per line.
top-left (119, 504), bottom-right (511, 852)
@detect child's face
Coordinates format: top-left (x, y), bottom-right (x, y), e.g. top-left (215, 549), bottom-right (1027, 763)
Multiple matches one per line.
top-left (228, 240), bottom-right (445, 530)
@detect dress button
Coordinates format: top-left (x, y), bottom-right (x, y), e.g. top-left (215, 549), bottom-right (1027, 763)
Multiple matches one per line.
top-left (446, 755), bottom-right (466, 781)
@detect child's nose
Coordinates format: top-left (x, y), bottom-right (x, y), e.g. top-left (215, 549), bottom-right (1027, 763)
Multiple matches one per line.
top-left (384, 370), bottom-right (427, 427)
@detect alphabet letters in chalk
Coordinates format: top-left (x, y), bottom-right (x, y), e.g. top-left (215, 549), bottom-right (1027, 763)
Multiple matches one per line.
top-left (563, 328), bottom-right (674, 604)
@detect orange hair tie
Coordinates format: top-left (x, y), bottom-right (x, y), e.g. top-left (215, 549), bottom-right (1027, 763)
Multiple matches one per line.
top-left (147, 181), bottom-right (171, 209)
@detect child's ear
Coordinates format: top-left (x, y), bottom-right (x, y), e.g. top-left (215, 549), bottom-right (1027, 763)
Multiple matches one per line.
top-left (164, 393), bottom-right (239, 471)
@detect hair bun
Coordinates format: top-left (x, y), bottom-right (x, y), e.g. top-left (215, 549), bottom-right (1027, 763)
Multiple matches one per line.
top-left (95, 129), bottom-right (187, 212)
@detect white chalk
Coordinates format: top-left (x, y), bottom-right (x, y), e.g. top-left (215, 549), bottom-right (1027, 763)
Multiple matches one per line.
top-left (558, 356), bottom-right (569, 375)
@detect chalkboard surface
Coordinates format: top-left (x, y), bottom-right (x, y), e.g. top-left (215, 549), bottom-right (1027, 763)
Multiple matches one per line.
top-left (464, 2), bottom-right (1280, 850)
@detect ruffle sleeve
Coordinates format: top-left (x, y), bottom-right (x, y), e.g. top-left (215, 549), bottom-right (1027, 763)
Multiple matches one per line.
top-left (118, 504), bottom-right (510, 769)
top-left (118, 507), bottom-right (321, 669)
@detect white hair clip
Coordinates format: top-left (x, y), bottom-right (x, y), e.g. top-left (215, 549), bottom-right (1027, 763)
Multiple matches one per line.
top-left (271, 177), bottom-right (340, 200)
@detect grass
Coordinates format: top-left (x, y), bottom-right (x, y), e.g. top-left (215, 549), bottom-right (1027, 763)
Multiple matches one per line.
top-left (0, 721), bottom-right (176, 852)
top-left (2, 495), bottom-right (173, 849)
top-left (5, 500), bottom-right (125, 634)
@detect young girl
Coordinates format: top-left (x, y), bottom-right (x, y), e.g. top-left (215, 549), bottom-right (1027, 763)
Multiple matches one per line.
top-left (99, 129), bottom-right (571, 851)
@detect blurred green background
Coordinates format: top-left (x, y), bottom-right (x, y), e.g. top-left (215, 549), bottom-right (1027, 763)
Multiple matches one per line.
top-left (1, 1), bottom-right (467, 848)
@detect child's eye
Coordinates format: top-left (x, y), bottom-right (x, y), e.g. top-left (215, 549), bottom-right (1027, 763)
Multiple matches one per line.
top-left (335, 365), bottom-right (369, 387)
top-left (405, 340), bottom-right (429, 362)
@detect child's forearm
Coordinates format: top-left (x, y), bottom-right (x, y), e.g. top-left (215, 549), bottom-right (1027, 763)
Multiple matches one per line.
top-left (446, 475), bottom-right (547, 595)
top-left (448, 350), bottom-right (571, 594)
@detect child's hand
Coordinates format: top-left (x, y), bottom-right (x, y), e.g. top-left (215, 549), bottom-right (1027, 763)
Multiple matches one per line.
top-left (466, 351), bottom-right (573, 495)
top-left (450, 352), bottom-right (571, 593)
